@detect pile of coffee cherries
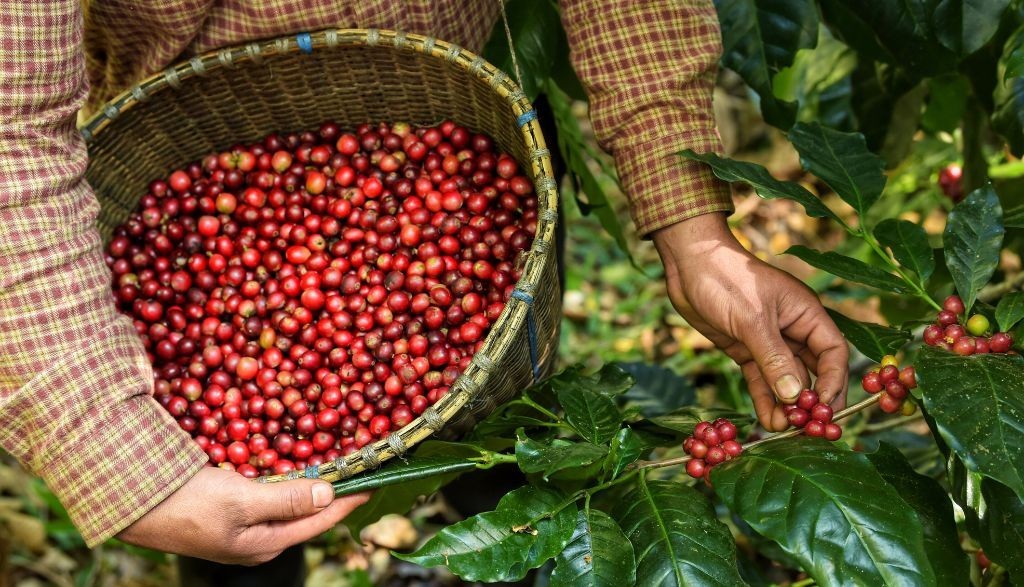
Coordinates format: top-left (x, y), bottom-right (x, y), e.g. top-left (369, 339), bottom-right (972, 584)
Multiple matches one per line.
top-left (783, 389), bottom-right (843, 440)
top-left (105, 120), bottom-right (537, 477)
top-left (861, 355), bottom-right (918, 415)
top-left (923, 295), bottom-right (1014, 356)
top-left (683, 419), bottom-right (743, 482)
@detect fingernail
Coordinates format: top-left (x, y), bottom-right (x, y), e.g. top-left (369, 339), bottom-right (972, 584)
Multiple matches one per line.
top-left (775, 375), bottom-right (802, 402)
top-left (312, 483), bottom-right (333, 508)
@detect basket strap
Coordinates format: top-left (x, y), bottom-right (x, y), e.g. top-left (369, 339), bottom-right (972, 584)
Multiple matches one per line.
top-left (511, 289), bottom-right (541, 381)
top-left (498, 0), bottom-right (527, 91)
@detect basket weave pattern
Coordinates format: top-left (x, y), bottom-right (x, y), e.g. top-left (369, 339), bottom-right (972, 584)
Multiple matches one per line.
top-left (82, 29), bottom-right (560, 484)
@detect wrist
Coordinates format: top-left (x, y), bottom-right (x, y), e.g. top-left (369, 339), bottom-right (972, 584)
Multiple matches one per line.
top-left (652, 212), bottom-right (740, 267)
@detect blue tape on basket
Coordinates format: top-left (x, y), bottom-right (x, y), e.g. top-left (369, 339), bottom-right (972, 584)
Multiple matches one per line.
top-left (304, 464), bottom-right (319, 479)
top-left (516, 110), bottom-right (537, 127)
top-left (511, 289), bottom-right (540, 381)
top-left (297, 33), bottom-right (313, 54)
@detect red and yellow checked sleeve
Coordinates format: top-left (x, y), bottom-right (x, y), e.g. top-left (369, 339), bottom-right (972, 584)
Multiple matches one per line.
top-left (560, 0), bottom-right (733, 237)
top-left (0, 0), bottom-right (206, 547)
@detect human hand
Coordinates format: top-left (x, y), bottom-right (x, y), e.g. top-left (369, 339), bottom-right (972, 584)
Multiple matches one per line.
top-left (652, 213), bottom-right (849, 431)
top-left (117, 467), bottom-right (369, 565)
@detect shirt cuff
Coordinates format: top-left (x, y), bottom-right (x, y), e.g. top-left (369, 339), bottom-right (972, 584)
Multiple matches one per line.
top-left (24, 319), bottom-right (207, 547)
top-left (613, 128), bottom-right (734, 239)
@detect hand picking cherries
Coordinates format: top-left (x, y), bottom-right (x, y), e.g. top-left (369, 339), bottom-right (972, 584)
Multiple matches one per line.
top-left (783, 389), bottom-right (843, 441)
top-left (923, 295), bottom-right (1015, 356)
top-left (683, 418), bottom-right (743, 483)
top-left (105, 120), bottom-right (537, 477)
top-left (861, 355), bottom-right (918, 416)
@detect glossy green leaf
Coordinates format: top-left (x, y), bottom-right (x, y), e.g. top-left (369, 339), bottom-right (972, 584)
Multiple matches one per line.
top-left (1004, 24), bottom-right (1024, 80)
top-left (481, 0), bottom-right (564, 101)
top-left (977, 478), bottom-right (1024, 577)
top-left (934, 0), bottom-right (1011, 57)
top-left (715, 0), bottom-right (818, 128)
top-left (646, 407), bottom-right (755, 436)
top-left (550, 509), bottom-right (636, 587)
top-left (785, 245), bottom-right (911, 293)
top-left (614, 478), bottom-right (745, 586)
top-left (342, 443), bottom-right (485, 537)
top-left (548, 363), bottom-right (635, 398)
top-left (713, 438), bottom-right (935, 586)
top-left (679, 151), bottom-right (844, 225)
top-left (819, 0), bottom-right (957, 77)
top-left (874, 218), bottom-right (936, 281)
top-left (546, 84), bottom-right (637, 265)
top-left (604, 427), bottom-right (653, 479)
top-left (866, 443), bottom-right (969, 586)
top-left (396, 486), bottom-right (576, 582)
top-left (557, 385), bottom-right (622, 446)
top-left (943, 186), bottom-right (1005, 311)
top-left (515, 436), bottom-right (608, 481)
top-left (916, 347), bottom-right (1024, 501)
top-left (615, 362), bottom-right (695, 417)
top-left (332, 455), bottom-right (480, 497)
top-left (825, 309), bottom-right (913, 361)
top-left (996, 292), bottom-right (1024, 331)
top-left (788, 122), bottom-right (886, 217)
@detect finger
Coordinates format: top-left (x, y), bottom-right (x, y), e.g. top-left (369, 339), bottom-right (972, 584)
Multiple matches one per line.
top-left (742, 362), bottom-right (790, 432)
top-left (744, 320), bottom-right (808, 405)
top-left (243, 479), bottom-right (338, 524)
top-left (797, 310), bottom-right (850, 406)
top-left (262, 492), bottom-right (371, 547)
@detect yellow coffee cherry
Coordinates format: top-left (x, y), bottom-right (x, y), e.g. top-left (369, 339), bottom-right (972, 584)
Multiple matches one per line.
top-left (880, 355), bottom-right (899, 368)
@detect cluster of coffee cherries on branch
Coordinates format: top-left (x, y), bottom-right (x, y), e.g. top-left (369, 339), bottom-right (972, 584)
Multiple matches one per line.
top-left (923, 295), bottom-right (1014, 356)
top-left (683, 419), bottom-right (743, 482)
top-left (105, 120), bottom-right (537, 477)
top-left (783, 389), bottom-right (843, 440)
top-left (861, 355), bottom-right (918, 415)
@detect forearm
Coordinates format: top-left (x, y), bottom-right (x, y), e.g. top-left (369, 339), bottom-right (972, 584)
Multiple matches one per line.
top-left (559, 0), bottom-right (733, 237)
top-left (0, 0), bottom-right (205, 546)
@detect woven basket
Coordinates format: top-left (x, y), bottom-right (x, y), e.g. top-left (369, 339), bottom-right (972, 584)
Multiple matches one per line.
top-left (82, 28), bottom-right (561, 484)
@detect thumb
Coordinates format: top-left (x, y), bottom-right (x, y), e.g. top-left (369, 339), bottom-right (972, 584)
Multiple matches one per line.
top-left (245, 479), bottom-right (335, 523)
top-left (746, 325), bottom-right (806, 404)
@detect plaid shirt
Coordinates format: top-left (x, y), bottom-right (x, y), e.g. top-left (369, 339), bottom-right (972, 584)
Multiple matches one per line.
top-left (0, 0), bottom-right (730, 547)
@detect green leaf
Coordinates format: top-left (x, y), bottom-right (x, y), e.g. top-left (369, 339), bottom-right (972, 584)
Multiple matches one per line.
top-left (557, 385), bottom-right (622, 445)
top-left (1005, 203), bottom-right (1024, 228)
top-left (481, 0), bottom-right (564, 101)
top-left (604, 427), bottom-right (653, 480)
top-left (996, 292), bottom-right (1024, 331)
top-left (679, 150), bottom-right (844, 225)
top-left (396, 486), bottom-right (577, 582)
top-left (933, 0), bottom-right (1011, 57)
top-left (1004, 24), bottom-right (1024, 80)
top-left (943, 186), bottom-right (1005, 311)
top-left (342, 442), bottom-right (485, 537)
top-left (547, 363), bottom-right (636, 398)
top-left (785, 245), bottom-right (911, 293)
top-left (922, 74), bottom-right (971, 133)
top-left (874, 218), bottom-right (936, 281)
top-left (977, 478), bottom-right (1024, 577)
top-left (713, 438), bottom-right (936, 586)
top-left (825, 309), bottom-right (913, 362)
top-left (546, 84), bottom-right (638, 267)
top-left (550, 509), bottom-right (636, 587)
top-left (715, 0), bottom-right (818, 128)
top-left (995, 77), bottom-right (1024, 157)
top-left (916, 347), bottom-right (1024, 501)
top-left (787, 122), bottom-right (886, 217)
top-left (332, 455), bottom-right (480, 497)
top-left (646, 407), bottom-right (755, 436)
top-left (614, 477), bottom-right (745, 586)
top-left (819, 0), bottom-right (957, 78)
top-left (515, 436), bottom-right (608, 481)
top-left (866, 443), bottom-right (969, 586)
top-left (615, 362), bottom-right (695, 417)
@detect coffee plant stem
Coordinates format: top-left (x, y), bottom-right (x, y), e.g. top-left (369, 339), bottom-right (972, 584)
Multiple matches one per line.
top-left (519, 396), bottom-right (563, 424)
top-left (861, 230), bottom-right (942, 312)
top-left (632, 394), bottom-right (884, 471)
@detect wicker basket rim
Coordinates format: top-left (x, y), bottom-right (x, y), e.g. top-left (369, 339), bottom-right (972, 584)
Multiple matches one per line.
top-left (82, 27), bottom-right (561, 485)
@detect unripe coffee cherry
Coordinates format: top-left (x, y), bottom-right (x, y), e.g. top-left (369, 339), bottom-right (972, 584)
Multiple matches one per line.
top-left (966, 314), bottom-right (990, 336)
